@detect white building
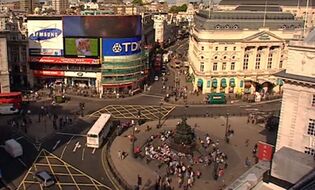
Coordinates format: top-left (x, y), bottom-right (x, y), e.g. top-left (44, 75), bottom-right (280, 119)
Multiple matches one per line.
top-left (188, 8), bottom-right (303, 95)
top-left (0, 36), bottom-right (10, 93)
top-left (275, 31), bottom-right (315, 153)
top-left (52, 0), bottom-right (68, 14)
top-left (153, 14), bottom-right (178, 47)
top-left (218, 0), bottom-right (315, 29)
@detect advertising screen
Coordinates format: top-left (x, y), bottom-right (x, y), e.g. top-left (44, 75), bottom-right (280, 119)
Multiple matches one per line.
top-left (63, 16), bottom-right (142, 38)
top-left (102, 36), bottom-right (142, 57)
top-left (29, 56), bottom-right (100, 64)
top-left (64, 38), bottom-right (99, 58)
top-left (28, 19), bottom-right (63, 56)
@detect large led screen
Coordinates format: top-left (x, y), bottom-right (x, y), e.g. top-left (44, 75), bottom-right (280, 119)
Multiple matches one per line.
top-left (64, 38), bottom-right (99, 58)
top-left (63, 16), bottom-right (142, 38)
top-left (28, 19), bottom-right (63, 56)
top-left (102, 36), bottom-right (142, 57)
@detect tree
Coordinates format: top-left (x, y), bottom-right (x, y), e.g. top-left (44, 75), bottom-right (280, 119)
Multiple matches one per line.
top-left (132, 0), bottom-right (143, 5)
top-left (168, 4), bottom-right (188, 13)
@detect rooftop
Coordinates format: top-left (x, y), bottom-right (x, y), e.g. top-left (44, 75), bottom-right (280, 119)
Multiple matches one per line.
top-left (194, 10), bottom-right (303, 31)
top-left (219, 0), bottom-right (315, 7)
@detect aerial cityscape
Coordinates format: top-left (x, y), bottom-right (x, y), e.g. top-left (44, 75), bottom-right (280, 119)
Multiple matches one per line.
top-left (0, 0), bottom-right (314, 190)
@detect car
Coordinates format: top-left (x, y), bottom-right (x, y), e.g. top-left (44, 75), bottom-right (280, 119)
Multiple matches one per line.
top-left (34, 170), bottom-right (55, 187)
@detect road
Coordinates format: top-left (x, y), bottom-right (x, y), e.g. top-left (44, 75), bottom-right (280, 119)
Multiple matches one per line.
top-left (0, 36), bottom-right (282, 190)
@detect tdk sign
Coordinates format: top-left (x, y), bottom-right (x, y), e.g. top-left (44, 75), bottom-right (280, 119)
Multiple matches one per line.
top-left (29, 28), bottom-right (62, 41)
top-left (103, 37), bottom-right (142, 56)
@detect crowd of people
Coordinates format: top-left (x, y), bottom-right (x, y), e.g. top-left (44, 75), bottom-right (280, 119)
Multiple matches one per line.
top-left (140, 130), bottom-right (229, 189)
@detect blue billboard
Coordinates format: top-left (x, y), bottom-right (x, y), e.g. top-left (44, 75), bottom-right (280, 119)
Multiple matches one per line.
top-left (102, 37), bottom-right (142, 56)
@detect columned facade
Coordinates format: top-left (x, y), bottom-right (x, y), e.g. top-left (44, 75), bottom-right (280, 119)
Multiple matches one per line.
top-left (188, 10), bottom-right (302, 95)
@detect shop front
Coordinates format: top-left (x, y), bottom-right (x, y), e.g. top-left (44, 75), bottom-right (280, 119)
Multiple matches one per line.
top-left (64, 71), bottom-right (98, 88)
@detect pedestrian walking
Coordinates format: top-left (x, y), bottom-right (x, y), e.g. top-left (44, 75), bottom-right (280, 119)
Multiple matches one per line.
top-left (137, 174), bottom-right (142, 186)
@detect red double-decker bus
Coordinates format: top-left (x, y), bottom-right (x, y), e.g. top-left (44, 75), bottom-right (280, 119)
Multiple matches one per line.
top-left (0, 92), bottom-right (22, 110)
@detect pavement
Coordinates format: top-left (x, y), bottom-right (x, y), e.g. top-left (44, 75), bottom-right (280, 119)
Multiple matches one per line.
top-left (108, 116), bottom-right (277, 190)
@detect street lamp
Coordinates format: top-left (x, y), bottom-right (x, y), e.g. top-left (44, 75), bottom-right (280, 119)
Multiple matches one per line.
top-left (131, 110), bottom-right (141, 158)
top-left (225, 113), bottom-right (230, 143)
top-left (157, 102), bottom-right (163, 128)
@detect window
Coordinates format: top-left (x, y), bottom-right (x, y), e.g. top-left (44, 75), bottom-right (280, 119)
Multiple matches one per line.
top-left (305, 147), bottom-right (315, 156)
top-left (255, 54), bottom-right (261, 69)
top-left (207, 80), bottom-right (211, 88)
top-left (233, 47), bottom-right (236, 51)
top-left (214, 56), bottom-right (218, 59)
top-left (223, 56), bottom-right (227, 59)
top-left (307, 119), bottom-right (315, 136)
top-left (222, 62), bottom-right (227, 70)
top-left (224, 47), bottom-right (228, 51)
top-left (201, 56), bottom-right (204, 59)
top-left (231, 62), bottom-right (235, 70)
top-left (201, 46), bottom-right (204, 51)
top-left (312, 95), bottom-right (315, 106)
top-left (200, 62), bottom-right (204, 72)
top-left (215, 47), bottom-right (218, 51)
top-left (213, 63), bottom-right (218, 71)
top-left (243, 54), bottom-right (249, 70)
top-left (267, 53), bottom-right (273, 69)
top-left (279, 60), bottom-right (283, 69)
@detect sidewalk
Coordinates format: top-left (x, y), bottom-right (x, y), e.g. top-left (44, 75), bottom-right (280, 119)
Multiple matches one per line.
top-left (108, 116), bottom-right (275, 190)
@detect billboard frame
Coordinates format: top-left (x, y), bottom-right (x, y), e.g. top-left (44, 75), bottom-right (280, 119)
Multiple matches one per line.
top-left (63, 37), bottom-right (100, 59)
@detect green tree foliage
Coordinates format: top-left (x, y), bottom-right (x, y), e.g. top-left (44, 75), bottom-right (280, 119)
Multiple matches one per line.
top-left (132, 0), bottom-right (143, 5)
top-left (169, 4), bottom-right (188, 13)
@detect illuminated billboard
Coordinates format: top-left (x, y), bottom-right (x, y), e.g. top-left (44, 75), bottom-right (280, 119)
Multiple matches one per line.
top-left (63, 16), bottom-right (142, 38)
top-left (28, 19), bottom-right (63, 56)
top-left (29, 56), bottom-right (100, 64)
top-left (64, 38), bottom-right (99, 58)
top-left (102, 36), bottom-right (142, 57)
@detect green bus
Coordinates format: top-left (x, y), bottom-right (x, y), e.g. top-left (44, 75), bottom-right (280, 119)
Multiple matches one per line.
top-left (208, 93), bottom-right (226, 104)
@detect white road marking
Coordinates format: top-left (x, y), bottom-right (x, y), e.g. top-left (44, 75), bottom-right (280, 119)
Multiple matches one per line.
top-left (15, 136), bottom-right (24, 140)
top-left (52, 140), bottom-right (61, 151)
top-left (17, 158), bottom-right (27, 168)
top-left (82, 147), bottom-right (85, 161)
top-left (240, 105), bottom-right (252, 108)
top-left (245, 108), bottom-right (259, 111)
top-left (67, 136), bottom-right (74, 145)
top-left (56, 132), bottom-right (86, 137)
top-left (73, 142), bottom-right (81, 152)
top-left (92, 148), bottom-right (96, 154)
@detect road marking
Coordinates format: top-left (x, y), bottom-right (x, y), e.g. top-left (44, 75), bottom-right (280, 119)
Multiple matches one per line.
top-left (15, 136), bottom-right (24, 140)
top-left (82, 144), bottom-right (86, 161)
top-left (52, 140), bottom-right (61, 151)
top-left (240, 105), bottom-right (252, 108)
top-left (101, 143), bottom-right (120, 190)
top-left (17, 158), bottom-right (27, 168)
top-left (67, 136), bottom-right (74, 145)
top-left (92, 148), bottom-right (96, 154)
top-left (56, 132), bottom-right (86, 137)
top-left (73, 142), bottom-right (81, 152)
top-left (245, 108), bottom-right (259, 111)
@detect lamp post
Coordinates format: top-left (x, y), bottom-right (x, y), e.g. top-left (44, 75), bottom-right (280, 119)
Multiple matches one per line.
top-left (131, 110), bottom-right (141, 158)
top-left (225, 113), bottom-right (230, 143)
top-left (157, 102), bottom-right (163, 128)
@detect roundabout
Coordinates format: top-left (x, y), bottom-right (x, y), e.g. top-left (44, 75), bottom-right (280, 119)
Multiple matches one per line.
top-left (104, 115), bottom-right (277, 190)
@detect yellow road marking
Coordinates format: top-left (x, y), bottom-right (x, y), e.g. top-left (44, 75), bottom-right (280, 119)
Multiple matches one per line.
top-left (43, 151), bottom-right (63, 190)
top-left (101, 144), bottom-right (120, 190)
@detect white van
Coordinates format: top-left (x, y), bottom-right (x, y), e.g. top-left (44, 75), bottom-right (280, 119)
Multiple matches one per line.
top-left (4, 139), bottom-right (23, 158)
top-left (0, 104), bottom-right (19, 115)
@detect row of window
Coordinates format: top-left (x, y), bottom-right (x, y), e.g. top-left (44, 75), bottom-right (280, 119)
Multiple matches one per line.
top-left (199, 60), bottom-right (274, 72)
top-left (201, 46), bottom-right (237, 51)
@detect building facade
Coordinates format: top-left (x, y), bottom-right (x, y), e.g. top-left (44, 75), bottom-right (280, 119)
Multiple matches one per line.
top-left (153, 14), bottom-right (178, 47)
top-left (52, 0), bottom-right (68, 14)
top-left (1, 11), bottom-right (29, 91)
top-left (275, 33), bottom-right (315, 153)
top-left (0, 35), bottom-right (10, 93)
top-left (27, 15), bottom-right (147, 97)
top-left (218, 0), bottom-right (315, 29)
top-left (19, 0), bottom-right (39, 14)
top-left (188, 10), bottom-right (303, 95)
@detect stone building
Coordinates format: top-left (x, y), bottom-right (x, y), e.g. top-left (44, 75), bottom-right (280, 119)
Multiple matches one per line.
top-left (188, 8), bottom-right (303, 95)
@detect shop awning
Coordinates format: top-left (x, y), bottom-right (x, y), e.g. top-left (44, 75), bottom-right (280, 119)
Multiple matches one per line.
top-left (221, 78), bottom-right (227, 88)
top-left (229, 78), bottom-right (235, 87)
top-left (197, 79), bottom-right (203, 87)
top-left (212, 79), bottom-right (218, 88)
top-left (277, 78), bottom-right (284, 86)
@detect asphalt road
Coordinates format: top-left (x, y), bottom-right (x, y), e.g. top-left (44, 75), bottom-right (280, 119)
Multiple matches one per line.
top-left (0, 36), bottom-right (282, 190)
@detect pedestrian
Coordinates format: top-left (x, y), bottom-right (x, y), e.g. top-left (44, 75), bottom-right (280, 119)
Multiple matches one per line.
top-left (118, 150), bottom-right (122, 160)
top-left (245, 157), bottom-right (251, 167)
top-left (137, 174), bottom-right (142, 186)
top-left (245, 139), bottom-right (249, 147)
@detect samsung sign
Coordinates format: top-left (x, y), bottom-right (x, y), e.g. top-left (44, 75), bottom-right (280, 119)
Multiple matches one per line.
top-left (102, 37), bottom-right (142, 56)
top-left (29, 28), bottom-right (62, 41)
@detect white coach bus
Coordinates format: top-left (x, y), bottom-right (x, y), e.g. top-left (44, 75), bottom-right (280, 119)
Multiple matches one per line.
top-left (87, 113), bottom-right (112, 148)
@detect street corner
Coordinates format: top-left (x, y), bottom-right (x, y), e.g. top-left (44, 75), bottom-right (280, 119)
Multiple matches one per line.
top-left (17, 149), bottom-right (111, 190)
